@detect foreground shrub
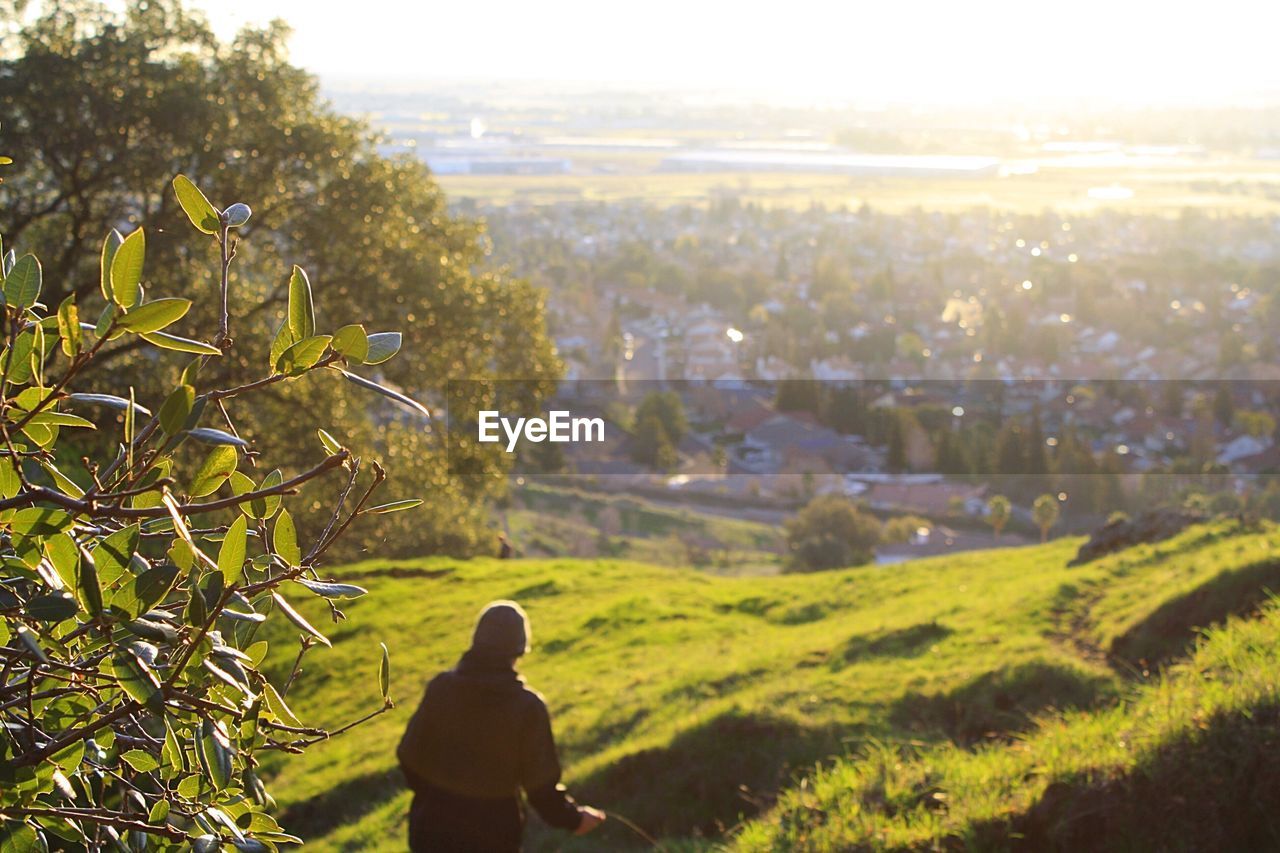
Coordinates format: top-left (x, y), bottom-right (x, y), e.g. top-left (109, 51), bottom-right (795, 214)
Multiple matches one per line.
top-left (0, 171), bottom-right (422, 849)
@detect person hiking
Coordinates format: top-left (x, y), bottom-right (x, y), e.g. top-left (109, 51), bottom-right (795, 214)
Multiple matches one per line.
top-left (397, 600), bottom-right (606, 851)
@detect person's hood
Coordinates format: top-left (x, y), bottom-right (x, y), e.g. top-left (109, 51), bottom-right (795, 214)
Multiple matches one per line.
top-left (450, 648), bottom-right (526, 693)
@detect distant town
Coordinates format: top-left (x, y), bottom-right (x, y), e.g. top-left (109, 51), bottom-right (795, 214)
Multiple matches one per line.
top-left (333, 83), bottom-right (1280, 542)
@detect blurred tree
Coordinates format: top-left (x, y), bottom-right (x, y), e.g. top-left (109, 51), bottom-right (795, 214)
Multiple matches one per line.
top-left (1032, 493), bottom-right (1060, 543)
top-left (634, 390), bottom-right (687, 445)
top-left (987, 494), bottom-right (1011, 539)
top-left (0, 0), bottom-right (559, 557)
top-left (784, 495), bottom-right (882, 571)
top-left (630, 413), bottom-right (679, 472)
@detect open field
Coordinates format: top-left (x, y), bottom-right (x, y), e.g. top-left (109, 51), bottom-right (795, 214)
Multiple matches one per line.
top-left (259, 520), bottom-right (1280, 850)
top-left (506, 482), bottom-right (784, 574)
top-left (441, 163), bottom-right (1280, 214)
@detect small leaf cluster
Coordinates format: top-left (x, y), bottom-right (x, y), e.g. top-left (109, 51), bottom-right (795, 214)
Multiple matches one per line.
top-left (0, 173), bottom-right (417, 850)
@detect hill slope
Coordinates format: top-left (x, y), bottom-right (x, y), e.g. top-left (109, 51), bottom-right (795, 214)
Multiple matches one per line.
top-left (736, 594), bottom-right (1280, 851)
top-left (259, 521), bottom-right (1280, 850)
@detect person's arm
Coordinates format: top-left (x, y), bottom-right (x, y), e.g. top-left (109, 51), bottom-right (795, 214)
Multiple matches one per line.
top-left (526, 782), bottom-right (584, 830)
top-left (520, 697), bottom-right (606, 834)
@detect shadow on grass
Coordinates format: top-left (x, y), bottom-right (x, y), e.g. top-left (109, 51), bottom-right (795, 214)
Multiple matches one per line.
top-left (833, 621), bottom-right (953, 669)
top-left (339, 565), bottom-right (457, 582)
top-left (891, 661), bottom-right (1117, 745)
top-left (1109, 558), bottom-right (1280, 669)
top-left (511, 579), bottom-right (561, 599)
top-left (573, 710), bottom-right (847, 840)
top-left (961, 703), bottom-right (1280, 851)
top-left (278, 767), bottom-right (405, 840)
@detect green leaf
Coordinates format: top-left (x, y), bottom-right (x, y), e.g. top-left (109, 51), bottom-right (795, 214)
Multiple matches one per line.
top-left (331, 324), bottom-right (369, 361)
top-left (261, 682), bottom-right (302, 727)
top-left (121, 748), bottom-right (161, 773)
top-left (92, 524), bottom-right (139, 588)
top-left (379, 642), bottom-right (390, 700)
top-left (275, 334), bottom-right (331, 376)
top-left (180, 357), bottom-right (203, 387)
top-left (273, 509), bottom-right (300, 566)
top-left (189, 445), bottom-right (238, 497)
top-left (77, 545), bottom-right (103, 616)
top-left (253, 833), bottom-right (303, 846)
top-left (115, 563), bottom-right (179, 619)
top-left (0, 459), bottom-right (20, 499)
top-left (235, 469), bottom-right (283, 519)
top-left (51, 740), bottom-right (85, 772)
top-left (168, 539), bottom-right (195, 572)
top-left (185, 570), bottom-right (207, 626)
top-left (4, 254), bottom-right (41, 309)
top-left (218, 515), bottom-right (248, 585)
top-left (245, 640), bottom-right (269, 667)
top-left (0, 823), bottom-right (44, 853)
top-left (140, 330), bottom-right (222, 355)
top-left (43, 532), bottom-right (79, 588)
top-left (159, 384), bottom-right (195, 436)
top-left (94, 302), bottom-right (117, 338)
top-left (110, 647), bottom-right (164, 712)
top-left (110, 228), bottom-right (145, 308)
top-left (340, 370), bottom-right (430, 418)
top-left (117, 298), bottom-right (191, 333)
top-left (149, 799), bottom-right (171, 824)
top-left (287, 265), bottom-right (315, 340)
top-left (57, 296), bottom-right (81, 358)
top-left (366, 499), bottom-right (424, 514)
top-left (269, 320), bottom-right (296, 372)
top-left (11, 411), bottom-right (96, 429)
top-left (38, 459), bottom-right (85, 497)
top-left (317, 428), bottom-right (343, 456)
top-left (100, 229), bottom-right (124, 303)
top-left (197, 718), bottom-right (234, 790)
top-left (1, 329), bottom-right (35, 384)
top-left (363, 332), bottom-right (402, 365)
top-left (11, 507), bottom-right (75, 536)
top-left (172, 175), bottom-right (221, 235)
top-left (271, 592), bottom-right (331, 647)
top-left (26, 591), bottom-right (78, 622)
top-left (16, 625), bottom-right (47, 662)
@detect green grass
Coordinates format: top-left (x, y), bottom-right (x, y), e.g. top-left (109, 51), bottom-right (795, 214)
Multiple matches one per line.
top-left (735, 593), bottom-right (1280, 851)
top-left (259, 520), bottom-right (1280, 850)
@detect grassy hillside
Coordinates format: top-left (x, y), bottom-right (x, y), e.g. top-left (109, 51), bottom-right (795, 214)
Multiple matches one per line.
top-left (736, 596), bottom-right (1280, 851)
top-left (259, 521), bottom-right (1280, 850)
top-left (507, 483), bottom-right (783, 574)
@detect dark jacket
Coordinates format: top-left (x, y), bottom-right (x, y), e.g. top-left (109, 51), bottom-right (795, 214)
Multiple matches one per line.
top-left (397, 650), bottom-right (582, 852)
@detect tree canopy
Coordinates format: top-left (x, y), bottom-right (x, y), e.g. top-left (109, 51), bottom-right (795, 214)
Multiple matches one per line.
top-left (0, 0), bottom-right (560, 558)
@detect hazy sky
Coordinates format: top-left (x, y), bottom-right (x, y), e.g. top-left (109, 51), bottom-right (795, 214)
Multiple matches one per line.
top-left (183, 0), bottom-right (1279, 105)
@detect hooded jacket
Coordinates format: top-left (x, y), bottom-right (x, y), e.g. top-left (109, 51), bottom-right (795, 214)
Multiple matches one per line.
top-left (397, 650), bottom-right (582, 851)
